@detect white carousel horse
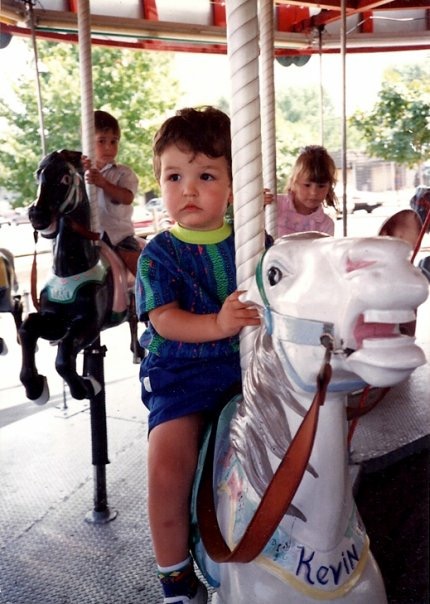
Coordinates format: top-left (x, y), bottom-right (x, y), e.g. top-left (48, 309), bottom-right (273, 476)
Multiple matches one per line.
top-left (192, 233), bottom-right (428, 604)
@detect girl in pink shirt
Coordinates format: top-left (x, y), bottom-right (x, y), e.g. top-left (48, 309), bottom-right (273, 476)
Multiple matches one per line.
top-left (275, 145), bottom-right (338, 238)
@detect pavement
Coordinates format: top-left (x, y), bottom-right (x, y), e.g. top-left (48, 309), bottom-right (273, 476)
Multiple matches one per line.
top-left (0, 268), bottom-right (429, 604)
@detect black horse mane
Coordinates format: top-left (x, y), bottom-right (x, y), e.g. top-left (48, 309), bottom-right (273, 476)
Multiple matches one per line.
top-left (37, 149), bottom-right (83, 177)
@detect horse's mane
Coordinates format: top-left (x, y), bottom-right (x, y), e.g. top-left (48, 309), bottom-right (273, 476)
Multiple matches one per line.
top-left (229, 327), bottom-right (317, 517)
top-left (37, 150), bottom-right (83, 177)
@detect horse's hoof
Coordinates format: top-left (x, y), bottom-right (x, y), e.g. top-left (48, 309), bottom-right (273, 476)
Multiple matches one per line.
top-left (84, 376), bottom-right (102, 397)
top-left (131, 342), bottom-right (146, 364)
top-left (31, 377), bottom-right (50, 405)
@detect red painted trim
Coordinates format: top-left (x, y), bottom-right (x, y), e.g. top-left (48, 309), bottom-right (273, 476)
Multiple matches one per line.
top-left (68, 0), bottom-right (78, 14)
top-left (212, 0), bottom-right (227, 28)
top-left (141, 0), bottom-right (158, 20)
top-left (2, 24), bottom-right (429, 55)
top-left (359, 11), bottom-right (374, 33)
top-left (277, 5), bottom-right (310, 32)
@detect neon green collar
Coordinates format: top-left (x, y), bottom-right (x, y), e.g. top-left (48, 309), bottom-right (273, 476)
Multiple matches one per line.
top-left (171, 220), bottom-right (232, 244)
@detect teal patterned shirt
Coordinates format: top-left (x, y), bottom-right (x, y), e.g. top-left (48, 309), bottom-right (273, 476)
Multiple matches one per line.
top-left (136, 221), bottom-right (239, 359)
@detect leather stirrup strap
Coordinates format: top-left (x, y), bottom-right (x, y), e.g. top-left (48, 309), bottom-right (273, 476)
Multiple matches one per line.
top-left (346, 386), bottom-right (390, 421)
top-left (196, 360), bottom-right (332, 563)
top-left (30, 230), bottom-right (40, 311)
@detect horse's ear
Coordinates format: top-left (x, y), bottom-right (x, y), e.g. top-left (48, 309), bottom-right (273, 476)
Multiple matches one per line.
top-left (378, 209), bottom-right (422, 247)
top-left (59, 150), bottom-right (83, 167)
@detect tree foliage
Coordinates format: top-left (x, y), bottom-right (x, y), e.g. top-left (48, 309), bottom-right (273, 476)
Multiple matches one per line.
top-left (275, 86), bottom-right (341, 190)
top-left (349, 62), bottom-right (430, 170)
top-left (0, 41), bottom-right (180, 207)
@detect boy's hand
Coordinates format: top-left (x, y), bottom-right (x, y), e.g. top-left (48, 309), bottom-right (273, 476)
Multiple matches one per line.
top-left (216, 290), bottom-right (260, 337)
top-left (81, 155), bottom-right (92, 171)
top-left (84, 167), bottom-right (105, 188)
top-left (81, 155), bottom-right (105, 188)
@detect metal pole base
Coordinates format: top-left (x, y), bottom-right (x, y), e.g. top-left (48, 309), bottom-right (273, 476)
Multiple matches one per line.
top-left (85, 507), bottom-right (118, 525)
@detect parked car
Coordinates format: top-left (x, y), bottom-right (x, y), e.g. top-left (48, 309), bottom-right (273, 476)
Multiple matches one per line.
top-left (133, 201), bottom-right (173, 234)
top-left (11, 208), bottom-right (30, 225)
top-left (133, 206), bottom-right (154, 230)
top-left (335, 186), bottom-right (382, 218)
top-left (145, 197), bottom-right (164, 211)
top-left (351, 195), bottom-right (382, 214)
top-left (0, 214), bottom-right (12, 228)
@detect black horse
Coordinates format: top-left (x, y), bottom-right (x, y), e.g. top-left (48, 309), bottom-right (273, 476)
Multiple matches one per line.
top-left (19, 149), bottom-right (143, 404)
top-left (0, 248), bottom-right (23, 355)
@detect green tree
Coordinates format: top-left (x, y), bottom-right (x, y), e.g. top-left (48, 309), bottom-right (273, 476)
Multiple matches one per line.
top-left (217, 86), bottom-right (349, 193)
top-left (0, 41), bottom-right (180, 207)
top-left (349, 62), bottom-right (430, 177)
top-left (275, 86), bottom-right (342, 191)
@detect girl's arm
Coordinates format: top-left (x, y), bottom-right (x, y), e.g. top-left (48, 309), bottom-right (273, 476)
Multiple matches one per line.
top-left (149, 290), bottom-right (260, 343)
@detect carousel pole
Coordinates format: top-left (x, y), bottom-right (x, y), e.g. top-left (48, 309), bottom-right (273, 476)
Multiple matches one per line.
top-left (27, 2), bottom-right (46, 157)
top-left (77, 0), bottom-right (117, 524)
top-left (340, 0), bottom-right (348, 237)
top-left (259, 0), bottom-right (278, 240)
top-left (226, 0), bottom-right (266, 375)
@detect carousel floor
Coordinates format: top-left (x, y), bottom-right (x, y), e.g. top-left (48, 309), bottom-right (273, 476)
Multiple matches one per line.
top-left (0, 294), bottom-right (429, 604)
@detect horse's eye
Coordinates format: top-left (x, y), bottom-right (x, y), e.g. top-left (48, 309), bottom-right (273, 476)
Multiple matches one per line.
top-left (267, 266), bottom-right (282, 286)
top-left (60, 175), bottom-right (71, 186)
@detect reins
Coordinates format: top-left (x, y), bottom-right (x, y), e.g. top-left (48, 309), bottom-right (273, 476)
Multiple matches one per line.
top-left (196, 340), bottom-right (333, 563)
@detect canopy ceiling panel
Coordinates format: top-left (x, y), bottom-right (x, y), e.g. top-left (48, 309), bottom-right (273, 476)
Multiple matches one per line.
top-left (0, 0), bottom-right (429, 54)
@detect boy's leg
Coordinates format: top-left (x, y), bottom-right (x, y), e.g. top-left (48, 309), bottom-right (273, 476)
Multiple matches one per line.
top-left (148, 413), bottom-right (204, 565)
top-left (116, 236), bottom-right (142, 276)
top-left (117, 248), bottom-right (140, 276)
top-left (148, 414), bottom-right (207, 602)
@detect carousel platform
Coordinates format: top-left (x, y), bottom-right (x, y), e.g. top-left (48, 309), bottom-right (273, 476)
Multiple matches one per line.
top-left (0, 294), bottom-right (429, 604)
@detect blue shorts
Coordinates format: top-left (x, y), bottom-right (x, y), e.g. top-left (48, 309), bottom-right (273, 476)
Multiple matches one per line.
top-left (140, 353), bottom-right (242, 432)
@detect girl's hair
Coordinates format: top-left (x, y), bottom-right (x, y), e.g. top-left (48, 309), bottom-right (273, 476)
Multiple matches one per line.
top-left (288, 145), bottom-right (337, 208)
top-left (153, 106), bottom-right (232, 181)
top-left (94, 110), bottom-right (121, 137)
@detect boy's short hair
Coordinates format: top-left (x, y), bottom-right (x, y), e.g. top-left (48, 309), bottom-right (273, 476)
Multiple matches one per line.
top-left (94, 110), bottom-right (120, 137)
top-left (153, 106), bottom-right (231, 181)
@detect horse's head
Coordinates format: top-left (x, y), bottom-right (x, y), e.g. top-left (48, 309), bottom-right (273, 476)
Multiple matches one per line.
top-left (29, 150), bottom-right (85, 238)
top-left (243, 233), bottom-right (428, 392)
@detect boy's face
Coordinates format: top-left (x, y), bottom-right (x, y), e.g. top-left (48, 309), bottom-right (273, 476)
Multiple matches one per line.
top-left (159, 144), bottom-right (232, 231)
top-left (94, 129), bottom-right (120, 168)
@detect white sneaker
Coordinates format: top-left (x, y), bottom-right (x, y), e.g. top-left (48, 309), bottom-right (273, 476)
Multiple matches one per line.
top-left (163, 581), bottom-right (208, 603)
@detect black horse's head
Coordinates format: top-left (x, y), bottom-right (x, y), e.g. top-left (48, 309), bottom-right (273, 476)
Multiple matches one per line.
top-left (29, 150), bottom-right (86, 238)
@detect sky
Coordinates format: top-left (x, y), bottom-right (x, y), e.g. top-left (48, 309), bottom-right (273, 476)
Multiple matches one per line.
top-left (173, 49), bottom-right (429, 115)
top-left (1, 35), bottom-right (428, 117)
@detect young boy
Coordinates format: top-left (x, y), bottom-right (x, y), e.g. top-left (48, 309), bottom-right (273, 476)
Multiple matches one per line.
top-left (135, 107), bottom-right (261, 603)
top-left (82, 110), bottom-right (141, 274)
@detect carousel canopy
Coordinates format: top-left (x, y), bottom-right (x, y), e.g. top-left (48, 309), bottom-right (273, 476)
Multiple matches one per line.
top-left (0, 0), bottom-right (429, 56)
